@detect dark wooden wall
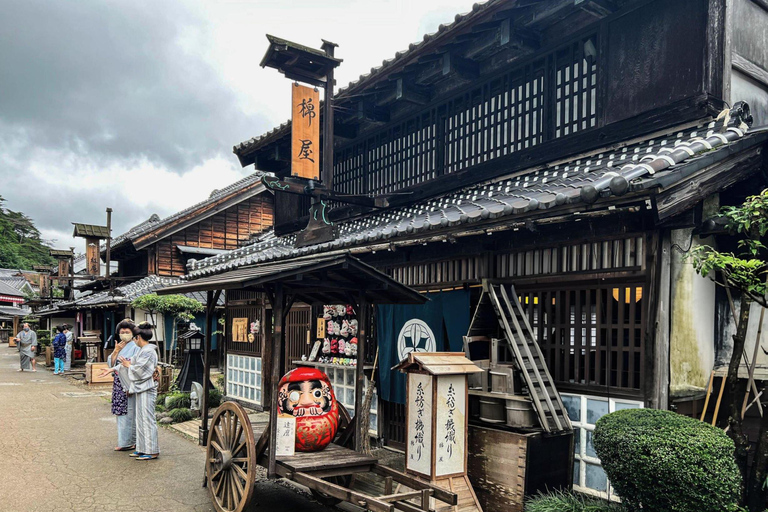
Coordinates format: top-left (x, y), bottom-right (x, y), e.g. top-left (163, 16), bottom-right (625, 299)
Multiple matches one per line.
top-left (731, 0), bottom-right (768, 124)
top-left (603, 0), bottom-right (708, 124)
top-left (152, 195), bottom-right (273, 276)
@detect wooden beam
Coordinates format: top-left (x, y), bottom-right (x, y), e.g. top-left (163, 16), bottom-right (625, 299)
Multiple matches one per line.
top-left (375, 78), bottom-right (432, 107)
top-left (267, 283), bottom-right (284, 478)
top-left (354, 100), bottom-right (390, 124)
top-left (370, 464), bottom-right (458, 505)
top-left (200, 289), bottom-right (221, 446)
top-left (355, 295), bottom-right (369, 452)
top-left (443, 52), bottom-right (479, 81)
top-left (287, 471), bottom-right (393, 512)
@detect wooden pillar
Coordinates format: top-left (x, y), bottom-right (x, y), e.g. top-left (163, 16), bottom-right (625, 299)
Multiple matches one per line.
top-left (268, 283), bottom-right (285, 478)
top-left (354, 294), bottom-right (369, 452)
top-left (200, 289), bottom-right (221, 446)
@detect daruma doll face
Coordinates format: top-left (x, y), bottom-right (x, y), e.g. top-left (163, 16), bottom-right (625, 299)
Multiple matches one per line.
top-left (277, 367), bottom-right (340, 452)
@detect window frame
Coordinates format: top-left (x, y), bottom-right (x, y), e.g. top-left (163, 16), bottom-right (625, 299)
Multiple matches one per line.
top-left (562, 392), bottom-right (643, 500)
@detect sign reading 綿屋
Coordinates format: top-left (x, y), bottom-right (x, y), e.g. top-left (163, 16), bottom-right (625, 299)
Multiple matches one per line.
top-left (291, 83), bottom-right (320, 180)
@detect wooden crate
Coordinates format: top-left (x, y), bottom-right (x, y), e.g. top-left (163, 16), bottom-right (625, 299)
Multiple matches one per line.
top-left (86, 362), bottom-right (112, 384)
top-left (467, 425), bottom-right (573, 512)
top-left (157, 365), bottom-right (173, 393)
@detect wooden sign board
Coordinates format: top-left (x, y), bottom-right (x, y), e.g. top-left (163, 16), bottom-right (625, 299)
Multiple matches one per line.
top-left (291, 83), bottom-right (320, 180)
top-left (406, 372), bottom-right (433, 476)
top-left (435, 374), bottom-right (466, 476)
top-left (232, 318), bottom-right (248, 343)
top-left (275, 416), bottom-right (296, 456)
top-left (316, 317), bottom-right (326, 339)
top-left (85, 237), bottom-right (101, 276)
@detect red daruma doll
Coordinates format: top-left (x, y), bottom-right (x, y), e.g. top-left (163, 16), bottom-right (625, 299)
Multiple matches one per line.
top-left (276, 367), bottom-right (340, 451)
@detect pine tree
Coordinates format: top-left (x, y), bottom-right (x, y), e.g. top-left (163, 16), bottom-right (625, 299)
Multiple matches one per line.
top-left (0, 195), bottom-right (55, 269)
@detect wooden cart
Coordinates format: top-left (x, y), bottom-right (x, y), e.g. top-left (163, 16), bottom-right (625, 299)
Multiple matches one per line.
top-left (155, 255), bottom-right (452, 512)
top-left (204, 400), bottom-right (458, 512)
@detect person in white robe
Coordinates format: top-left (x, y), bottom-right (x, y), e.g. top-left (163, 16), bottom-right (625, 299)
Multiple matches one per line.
top-left (119, 321), bottom-right (159, 460)
top-left (63, 325), bottom-right (73, 371)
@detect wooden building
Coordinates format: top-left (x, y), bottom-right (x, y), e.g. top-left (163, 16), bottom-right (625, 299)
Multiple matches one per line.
top-left (107, 172), bottom-right (273, 278)
top-left (162, 0), bottom-right (768, 503)
top-left (37, 172), bottom-right (273, 366)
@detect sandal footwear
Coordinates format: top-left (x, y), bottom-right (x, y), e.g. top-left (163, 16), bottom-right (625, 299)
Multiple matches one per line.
top-left (114, 445), bottom-right (136, 452)
top-left (136, 454), bottom-right (158, 461)
top-left (129, 451), bottom-right (143, 457)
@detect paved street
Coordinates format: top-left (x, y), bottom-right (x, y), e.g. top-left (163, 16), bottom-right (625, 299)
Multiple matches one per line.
top-left (0, 349), bottom-right (336, 512)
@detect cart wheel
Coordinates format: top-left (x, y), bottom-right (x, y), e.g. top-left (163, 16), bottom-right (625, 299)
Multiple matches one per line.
top-left (310, 475), bottom-right (353, 506)
top-left (206, 401), bottom-right (257, 512)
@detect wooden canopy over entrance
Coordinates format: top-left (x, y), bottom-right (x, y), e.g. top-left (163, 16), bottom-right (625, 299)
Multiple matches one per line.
top-left (159, 253), bottom-right (426, 477)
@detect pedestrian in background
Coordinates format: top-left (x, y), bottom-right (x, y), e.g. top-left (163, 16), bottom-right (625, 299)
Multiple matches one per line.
top-left (99, 319), bottom-right (139, 452)
top-left (119, 321), bottom-right (159, 460)
top-left (63, 325), bottom-right (73, 371)
top-left (52, 325), bottom-right (66, 375)
top-left (14, 322), bottom-right (37, 372)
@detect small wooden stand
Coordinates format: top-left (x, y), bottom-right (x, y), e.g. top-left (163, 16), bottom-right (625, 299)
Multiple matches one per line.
top-left (394, 352), bottom-right (485, 512)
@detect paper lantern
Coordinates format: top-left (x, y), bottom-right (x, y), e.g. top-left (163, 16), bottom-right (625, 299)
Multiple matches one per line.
top-left (276, 367), bottom-right (340, 452)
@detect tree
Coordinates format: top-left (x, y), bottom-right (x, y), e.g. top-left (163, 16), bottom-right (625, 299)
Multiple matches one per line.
top-left (689, 189), bottom-right (768, 510)
top-left (0, 195), bottom-right (55, 269)
top-left (131, 293), bottom-right (204, 363)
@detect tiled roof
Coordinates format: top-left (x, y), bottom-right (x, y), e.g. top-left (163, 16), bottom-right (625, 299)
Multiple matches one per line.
top-left (193, 111), bottom-right (762, 279)
top-left (0, 280), bottom-right (25, 298)
top-left (0, 305), bottom-right (30, 318)
top-left (109, 171), bottom-right (266, 251)
top-left (0, 277), bottom-right (32, 294)
top-left (109, 214), bottom-right (162, 249)
top-left (51, 275), bottom-right (224, 310)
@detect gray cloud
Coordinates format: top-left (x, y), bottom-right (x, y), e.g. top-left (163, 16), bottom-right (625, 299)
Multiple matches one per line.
top-left (0, 0), bottom-right (267, 172)
top-left (0, 0), bottom-right (272, 246)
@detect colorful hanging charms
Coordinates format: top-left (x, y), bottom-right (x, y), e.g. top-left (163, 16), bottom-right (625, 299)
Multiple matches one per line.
top-left (277, 367), bottom-right (340, 452)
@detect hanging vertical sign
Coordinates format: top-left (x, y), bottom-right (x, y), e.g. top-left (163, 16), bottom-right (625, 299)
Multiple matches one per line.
top-left (291, 83), bottom-right (320, 180)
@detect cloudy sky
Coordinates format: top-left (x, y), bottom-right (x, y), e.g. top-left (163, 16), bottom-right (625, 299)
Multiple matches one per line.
top-left (0, 0), bottom-right (473, 248)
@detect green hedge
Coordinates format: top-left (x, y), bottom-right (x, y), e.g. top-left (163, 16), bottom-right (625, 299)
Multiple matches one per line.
top-left (168, 407), bottom-right (194, 423)
top-left (593, 408), bottom-right (741, 512)
top-left (525, 490), bottom-right (625, 512)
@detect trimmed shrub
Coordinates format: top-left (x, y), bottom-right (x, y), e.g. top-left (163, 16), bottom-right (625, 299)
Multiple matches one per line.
top-left (208, 388), bottom-right (223, 407)
top-left (168, 407), bottom-right (194, 423)
top-left (593, 408), bottom-right (741, 512)
top-left (525, 490), bottom-right (625, 512)
top-left (155, 404), bottom-right (166, 413)
top-left (164, 392), bottom-right (191, 410)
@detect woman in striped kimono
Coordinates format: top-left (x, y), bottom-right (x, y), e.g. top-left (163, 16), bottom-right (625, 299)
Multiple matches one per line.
top-left (119, 321), bottom-right (159, 461)
top-left (100, 319), bottom-right (140, 451)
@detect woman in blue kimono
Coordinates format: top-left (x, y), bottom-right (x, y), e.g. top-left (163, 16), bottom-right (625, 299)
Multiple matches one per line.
top-left (52, 325), bottom-right (67, 375)
top-left (99, 319), bottom-right (140, 452)
top-left (119, 321), bottom-right (159, 461)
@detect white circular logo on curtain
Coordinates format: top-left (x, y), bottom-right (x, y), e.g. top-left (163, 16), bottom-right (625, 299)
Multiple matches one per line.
top-left (397, 319), bottom-right (436, 361)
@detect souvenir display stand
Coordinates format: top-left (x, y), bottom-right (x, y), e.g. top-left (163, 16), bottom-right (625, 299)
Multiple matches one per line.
top-left (393, 352), bottom-right (485, 512)
top-left (159, 254), bottom-right (460, 512)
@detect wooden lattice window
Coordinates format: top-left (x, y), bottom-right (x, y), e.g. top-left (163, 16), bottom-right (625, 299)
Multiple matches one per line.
top-left (554, 35), bottom-right (598, 138)
top-left (517, 284), bottom-right (645, 392)
top-left (386, 255), bottom-right (487, 288)
top-left (496, 235), bottom-right (645, 278)
top-left (333, 33), bottom-right (600, 197)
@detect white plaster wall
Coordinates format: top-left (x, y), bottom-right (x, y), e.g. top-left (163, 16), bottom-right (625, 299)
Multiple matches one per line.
top-left (669, 228), bottom-right (717, 394)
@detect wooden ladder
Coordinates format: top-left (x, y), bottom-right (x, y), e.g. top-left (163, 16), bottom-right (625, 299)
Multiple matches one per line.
top-left (481, 282), bottom-right (572, 433)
